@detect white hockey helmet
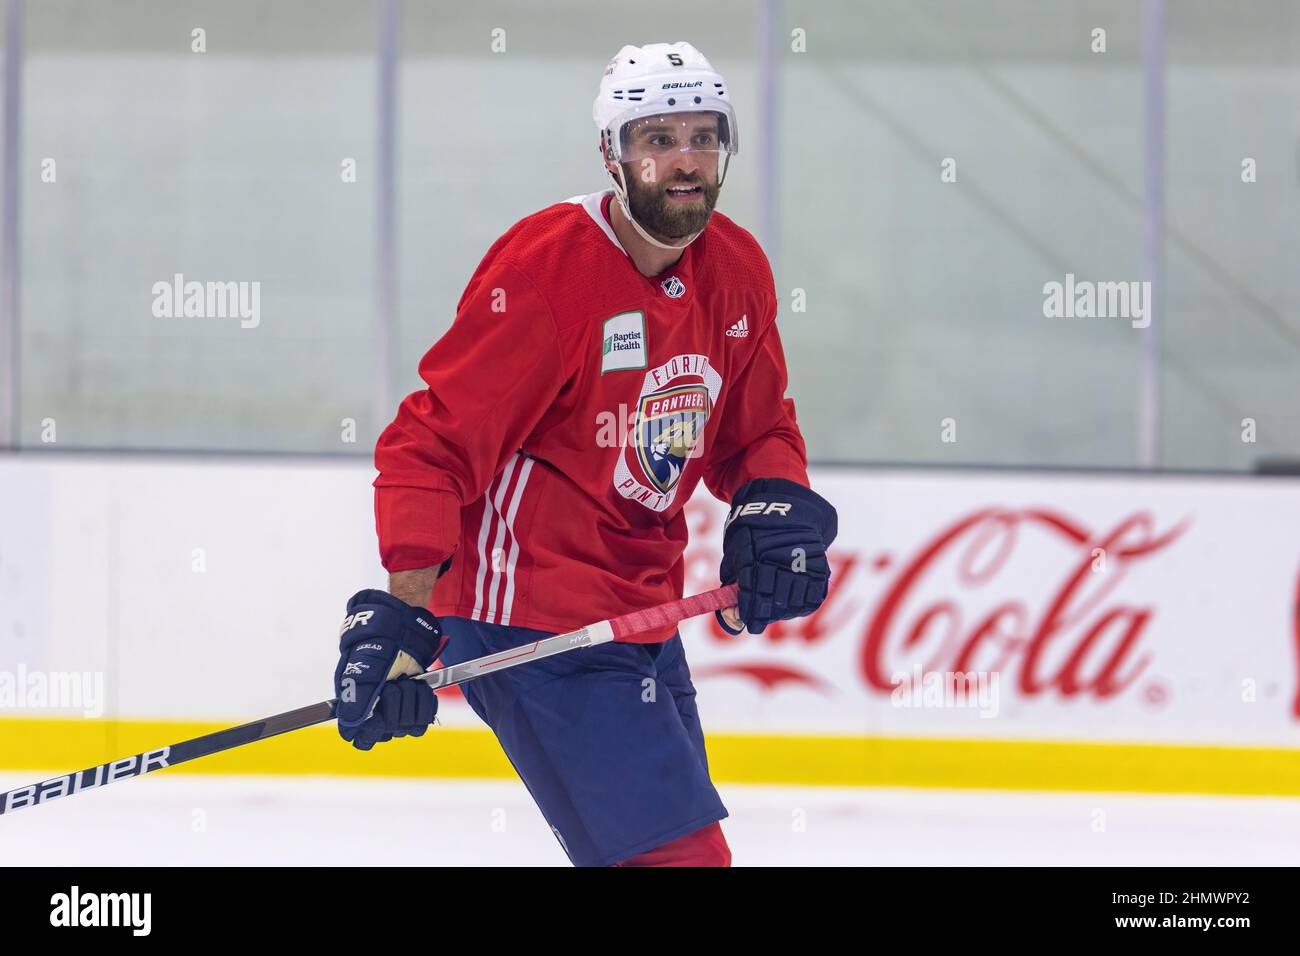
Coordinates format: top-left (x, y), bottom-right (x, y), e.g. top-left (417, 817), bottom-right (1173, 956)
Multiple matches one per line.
top-left (593, 42), bottom-right (738, 250)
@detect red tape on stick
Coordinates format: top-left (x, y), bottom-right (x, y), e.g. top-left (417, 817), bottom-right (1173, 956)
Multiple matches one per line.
top-left (609, 583), bottom-right (739, 643)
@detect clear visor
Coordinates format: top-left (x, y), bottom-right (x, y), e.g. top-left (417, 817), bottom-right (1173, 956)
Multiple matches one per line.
top-left (616, 110), bottom-right (735, 185)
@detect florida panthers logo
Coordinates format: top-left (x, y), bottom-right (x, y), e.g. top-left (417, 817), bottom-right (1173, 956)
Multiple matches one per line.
top-left (637, 387), bottom-right (708, 493)
top-left (613, 353), bottom-right (723, 512)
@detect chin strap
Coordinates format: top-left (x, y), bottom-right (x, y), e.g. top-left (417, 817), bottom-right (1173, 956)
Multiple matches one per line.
top-left (608, 165), bottom-right (705, 251)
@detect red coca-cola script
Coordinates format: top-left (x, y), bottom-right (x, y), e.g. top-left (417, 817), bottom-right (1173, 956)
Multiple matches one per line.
top-left (688, 503), bottom-right (1191, 704)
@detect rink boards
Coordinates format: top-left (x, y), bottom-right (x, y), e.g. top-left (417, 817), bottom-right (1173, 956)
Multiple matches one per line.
top-left (1, 453), bottom-right (1298, 794)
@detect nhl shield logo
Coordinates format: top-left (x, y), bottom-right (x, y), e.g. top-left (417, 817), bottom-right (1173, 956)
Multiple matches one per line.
top-left (635, 384), bottom-right (710, 494)
top-left (660, 276), bottom-right (686, 299)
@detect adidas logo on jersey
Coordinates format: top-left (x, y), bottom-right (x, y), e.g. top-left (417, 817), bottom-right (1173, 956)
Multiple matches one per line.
top-left (726, 315), bottom-right (750, 338)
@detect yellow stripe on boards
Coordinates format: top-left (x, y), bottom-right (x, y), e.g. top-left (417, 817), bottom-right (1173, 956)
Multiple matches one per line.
top-left (707, 735), bottom-right (1300, 796)
top-left (1, 718), bottom-right (1298, 796)
top-left (0, 718), bottom-right (515, 780)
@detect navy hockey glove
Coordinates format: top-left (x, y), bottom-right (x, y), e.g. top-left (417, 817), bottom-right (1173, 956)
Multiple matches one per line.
top-left (334, 589), bottom-right (446, 751)
top-left (718, 478), bottom-right (838, 635)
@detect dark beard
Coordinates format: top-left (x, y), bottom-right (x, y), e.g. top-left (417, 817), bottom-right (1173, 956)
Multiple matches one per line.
top-left (622, 166), bottom-right (719, 241)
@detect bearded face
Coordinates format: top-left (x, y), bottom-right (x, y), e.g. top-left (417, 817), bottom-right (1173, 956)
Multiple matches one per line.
top-left (620, 160), bottom-right (721, 241)
top-left (611, 111), bottom-right (727, 242)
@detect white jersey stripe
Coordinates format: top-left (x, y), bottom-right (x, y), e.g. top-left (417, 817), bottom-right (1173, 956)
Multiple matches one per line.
top-left (483, 461), bottom-right (518, 624)
top-left (472, 454), bottom-right (520, 621)
top-left (496, 456), bottom-right (535, 626)
top-left (470, 472), bottom-right (500, 620)
top-left (481, 454), bottom-right (523, 621)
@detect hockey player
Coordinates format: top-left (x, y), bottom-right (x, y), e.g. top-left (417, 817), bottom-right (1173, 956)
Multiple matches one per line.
top-left (333, 42), bottom-right (837, 867)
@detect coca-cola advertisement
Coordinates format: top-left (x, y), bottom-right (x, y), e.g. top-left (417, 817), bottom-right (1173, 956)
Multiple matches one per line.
top-left (676, 468), bottom-right (1300, 746)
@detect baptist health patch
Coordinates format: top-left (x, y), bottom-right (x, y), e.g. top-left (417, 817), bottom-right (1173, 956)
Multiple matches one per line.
top-left (601, 311), bottom-right (647, 374)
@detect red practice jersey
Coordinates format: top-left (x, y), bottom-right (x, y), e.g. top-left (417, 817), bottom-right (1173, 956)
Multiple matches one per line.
top-left (374, 190), bottom-right (809, 642)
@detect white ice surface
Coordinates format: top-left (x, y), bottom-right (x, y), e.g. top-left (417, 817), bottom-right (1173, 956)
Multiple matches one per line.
top-left (2, 773), bottom-right (1298, 866)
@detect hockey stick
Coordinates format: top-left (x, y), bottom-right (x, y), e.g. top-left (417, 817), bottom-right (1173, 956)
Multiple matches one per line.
top-left (0, 583), bottom-right (739, 816)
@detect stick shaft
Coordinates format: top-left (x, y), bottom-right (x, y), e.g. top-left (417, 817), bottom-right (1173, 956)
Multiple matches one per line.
top-left (420, 584), bottom-right (737, 691)
top-left (0, 584), bottom-right (737, 816)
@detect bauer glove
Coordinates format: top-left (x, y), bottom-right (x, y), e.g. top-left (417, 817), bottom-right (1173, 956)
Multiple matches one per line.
top-left (717, 478), bottom-right (837, 635)
top-left (333, 590), bottom-right (446, 751)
